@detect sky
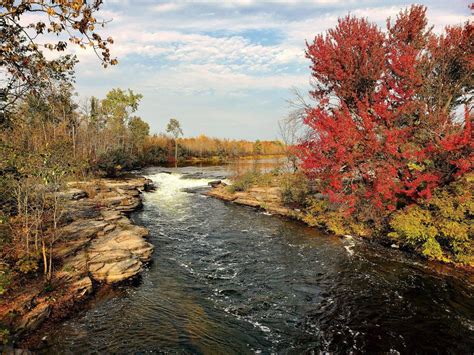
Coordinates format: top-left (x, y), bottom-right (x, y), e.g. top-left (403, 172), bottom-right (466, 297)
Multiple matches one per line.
top-left (70, 0), bottom-right (471, 140)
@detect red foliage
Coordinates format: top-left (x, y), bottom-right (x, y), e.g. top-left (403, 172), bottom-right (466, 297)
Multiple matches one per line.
top-left (299, 5), bottom-right (473, 213)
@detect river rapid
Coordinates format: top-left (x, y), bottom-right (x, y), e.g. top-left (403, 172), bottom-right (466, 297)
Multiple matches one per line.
top-left (45, 164), bottom-right (474, 354)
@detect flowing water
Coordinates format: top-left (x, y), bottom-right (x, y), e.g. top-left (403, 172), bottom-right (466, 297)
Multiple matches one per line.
top-left (45, 165), bottom-right (474, 354)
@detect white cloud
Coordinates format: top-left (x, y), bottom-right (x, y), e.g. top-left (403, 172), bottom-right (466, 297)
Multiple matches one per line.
top-left (151, 3), bottom-right (183, 13)
top-left (70, 0), bottom-right (470, 139)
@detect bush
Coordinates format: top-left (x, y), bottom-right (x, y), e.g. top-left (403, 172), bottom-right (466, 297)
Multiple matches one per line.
top-left (0, 266), bottom-right (11, 295)
top-left (140, 145), bottom-right (169, 165)
top-left (95, 149), bottom-right (139, 177)
top-left (388, 175), bottom-right (473, 264)
top-left (228, 171), bottom-right (260, 192)
top-left (0, 328), bottom-right (9, 345)
top-left (279, 172), bottom-right (310, 206)
top-left (303, 197), bottom-right (370, 237)
top-left (16, 257), bottom-right (39, 274)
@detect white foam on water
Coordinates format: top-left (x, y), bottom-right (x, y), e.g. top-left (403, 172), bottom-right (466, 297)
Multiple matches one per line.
top-left (343, 236), bottom-right (356, 257)
top-left (144, 173), bottom-right (213, 213)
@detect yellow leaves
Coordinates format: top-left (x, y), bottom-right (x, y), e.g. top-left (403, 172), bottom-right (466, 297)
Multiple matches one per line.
top-left (407, 161), bottom-right (425, 172)
top-left (421, 238), bottom-right (445, 261)
top-left (46, 8), bottom-right (56, 16)
top-left (439, 221), bottom-right (469, 241)
top-left (302, 197), bottom-right (369, 237)
top-left (389, 174), bottom-right (473, 264)
top-left (389, 205), bottom-right (437, 244)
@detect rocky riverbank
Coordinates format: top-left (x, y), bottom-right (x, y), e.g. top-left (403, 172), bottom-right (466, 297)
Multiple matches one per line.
top-left (206, 181), bottom-right (300, 219)
top-left (0, 176), bottom-right (155, 349)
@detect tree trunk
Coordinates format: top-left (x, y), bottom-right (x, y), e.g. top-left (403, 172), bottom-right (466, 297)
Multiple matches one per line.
top-left (175, 138), bottom-right (178, 168)
top-left (42, 239), bottom-right (48, 277)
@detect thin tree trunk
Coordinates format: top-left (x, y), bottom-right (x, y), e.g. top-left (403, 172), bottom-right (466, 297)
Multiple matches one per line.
top-left (42, 239), bottom-right (48, 277)
top-left (175, 139), bottom-right (178, 168)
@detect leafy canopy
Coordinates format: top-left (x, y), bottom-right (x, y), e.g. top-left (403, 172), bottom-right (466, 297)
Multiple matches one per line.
top-left (299, 5), bottom-right (473, 215)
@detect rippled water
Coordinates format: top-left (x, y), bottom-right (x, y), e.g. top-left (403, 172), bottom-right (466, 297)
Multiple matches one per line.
top-left (45, 166), bottom-right (474, 354)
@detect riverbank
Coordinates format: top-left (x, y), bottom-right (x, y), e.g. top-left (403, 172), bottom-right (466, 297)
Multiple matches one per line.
top-left (206, 181), bottom-right (298, 218)
top-left (206, 180), bottom-right (474, 272)
top-left (0, 176), bottom-right (155, 349)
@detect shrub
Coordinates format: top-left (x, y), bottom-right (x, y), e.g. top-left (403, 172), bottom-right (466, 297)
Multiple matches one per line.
top-left (303, 197), bottom-right (370, 236)
top-left (0, 266), bottom-right (11, 295)
top-left (95, 149), bottom-right (139, 177)
top-left (388, 175), bottom-right (473, 264)
top-left (279, 172), bottom-right (310, 206)
top-left (228, 171), bottom-right (259, 192)
top-left (0, 328), bottom-right (9, 345)
top-left (16, 257), bottom-right (39, 274)
top-left (140, 145), bottom-right (169, 165)
top-left (299, 5), bottom-right (472, 216)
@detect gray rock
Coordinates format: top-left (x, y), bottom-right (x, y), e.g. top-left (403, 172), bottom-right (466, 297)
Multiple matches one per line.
top-left (208, 180), bottom-right (223, 188)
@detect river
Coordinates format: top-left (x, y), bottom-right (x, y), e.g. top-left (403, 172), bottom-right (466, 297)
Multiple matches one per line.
top-left (45, 164), bottom-right (474, 354)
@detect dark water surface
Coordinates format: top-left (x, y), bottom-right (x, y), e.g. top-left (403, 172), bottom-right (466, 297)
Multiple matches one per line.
top-left (45, 165), bottom-right (474, 354)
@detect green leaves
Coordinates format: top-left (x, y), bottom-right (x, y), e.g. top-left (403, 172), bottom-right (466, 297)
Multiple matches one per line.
top-left (166, 118), bottom-right (184, 139)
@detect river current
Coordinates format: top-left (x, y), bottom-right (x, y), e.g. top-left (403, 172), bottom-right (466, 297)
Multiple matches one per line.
top-left (45, 165), bottom-right (474, 354)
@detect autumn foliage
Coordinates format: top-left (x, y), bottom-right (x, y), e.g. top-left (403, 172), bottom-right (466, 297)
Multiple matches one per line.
top-left (300, 5), bottom-right (473, 216)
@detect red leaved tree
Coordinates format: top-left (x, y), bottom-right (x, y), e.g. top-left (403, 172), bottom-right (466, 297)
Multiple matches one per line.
top-left (299, 5), bottom-right (473, 216)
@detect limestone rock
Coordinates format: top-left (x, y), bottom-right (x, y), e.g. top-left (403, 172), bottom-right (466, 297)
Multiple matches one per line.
top-left (87, 229), bottom-right (153, 283)
top-left (234, 198), bottom-right (261, 208)
top-left (61, 219), bottom-right (108, 241)
top-left (59, 188), bottom-right (88, 201)
top-left (88, 252), bottom-right (142, 284)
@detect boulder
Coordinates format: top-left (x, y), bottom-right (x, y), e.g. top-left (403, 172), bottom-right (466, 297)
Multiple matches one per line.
top-left (87, 229), bottom-right (154, 283)
top-left (63, 251), bottom-right (89, 275)
top-left (143, 179), bottom-right (155, 191)
top-left (53, 237), bottom-right (92, 259)
top-left (88, 252), bottom-right (143, 284)
top-left (61, 188), bottom-right (88, 201)
top-left (89, 230), bottom-right (154, 262)
top-left (101, 209), bottom-right (123, 222)
top-left (115, 198), bottom-right (142, 213)
top-left (208, 180), bottom-right (223, 188)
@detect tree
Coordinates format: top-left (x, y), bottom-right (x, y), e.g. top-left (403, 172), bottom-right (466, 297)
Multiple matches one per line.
top-left (166, 118), bottom-right (183, 166)
top-left (0, 0), bottom-right (116, 125)
top-left (278, 110), bottom-right (307, 172)
top-left (129, 116), bottom-right (150, 154)
top-left (101, 88), bottom-right (143, 150)
top-left (299, 5), bottom-right (473, 219)
top-left (253, 140), bottom-right (263, 155)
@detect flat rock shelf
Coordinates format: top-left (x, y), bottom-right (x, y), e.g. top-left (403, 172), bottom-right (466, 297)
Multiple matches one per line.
top-left (0, 176), bottom-right (155, 349)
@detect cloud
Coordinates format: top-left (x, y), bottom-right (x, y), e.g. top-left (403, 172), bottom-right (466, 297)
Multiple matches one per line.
top-left (151, 3), bottom-right (183, 13)
top-left (70, 0), bottom-right (470, 139)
